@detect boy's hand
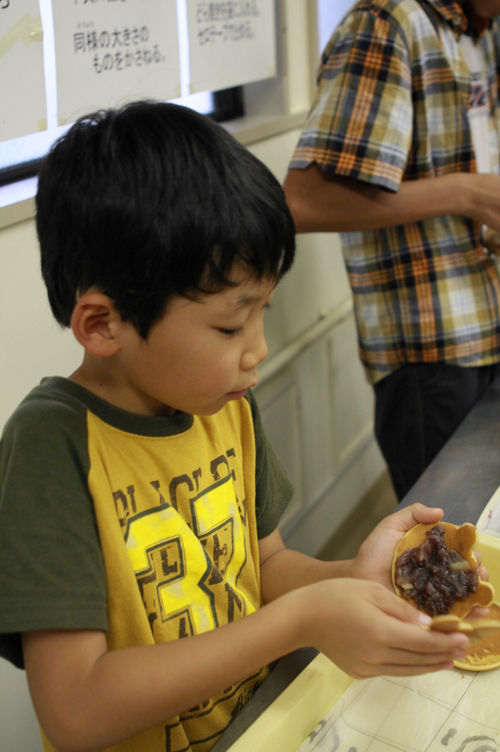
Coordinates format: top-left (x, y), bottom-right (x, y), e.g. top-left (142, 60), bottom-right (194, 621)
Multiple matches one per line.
top-left (350, 503), bottom-right (444, 589)
top-left (349, 503), bottom-right (489, 616)
top-left (294, 577), bottom-right (469, 680)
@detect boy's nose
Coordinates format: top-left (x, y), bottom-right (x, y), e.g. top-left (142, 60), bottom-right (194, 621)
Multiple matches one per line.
top-left (241, 328), bottom-right (268, 371)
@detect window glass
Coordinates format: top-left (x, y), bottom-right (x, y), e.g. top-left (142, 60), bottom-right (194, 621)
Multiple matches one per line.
top-left (317, 0), bottom-right (356, 53)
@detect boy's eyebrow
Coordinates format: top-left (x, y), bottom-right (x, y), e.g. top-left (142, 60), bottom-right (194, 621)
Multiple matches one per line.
top-left (224, 293), bottom-right (270, 311)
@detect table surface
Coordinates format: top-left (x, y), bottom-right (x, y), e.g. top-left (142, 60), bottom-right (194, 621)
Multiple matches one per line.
top-left (211, 374), bottom-right (500, 751)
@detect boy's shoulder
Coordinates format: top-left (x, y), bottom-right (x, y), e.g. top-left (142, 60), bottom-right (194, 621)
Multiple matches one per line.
top-left (2, 377), bottom-right (89, 448)
top-left (0, 378), bottom-right (92, 489)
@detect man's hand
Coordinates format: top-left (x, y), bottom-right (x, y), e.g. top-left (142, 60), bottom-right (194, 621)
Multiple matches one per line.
top-left (465, 173), bottom-right (500, 235)
top-left (480, 225), bottom-right (500, 254)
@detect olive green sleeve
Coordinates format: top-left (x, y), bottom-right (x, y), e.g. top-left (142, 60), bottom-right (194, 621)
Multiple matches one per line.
top-left (0, 385), bottom-right (107, 668)
top-left (245, 390), bottom-right (294, 539)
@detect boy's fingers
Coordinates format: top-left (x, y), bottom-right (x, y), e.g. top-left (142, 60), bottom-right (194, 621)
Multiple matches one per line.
top-left (468, 605), bottom-right (490, 618)
top-left (388, 621), bottom-right (469, 656)
top-left (387, 503), bottom-right (444, 534)
top-left (374, 584), bottom-right (432, 626)
top-left (383, 639), bottom-right (467, 663)
top-left (364, 660), bottom-right (455, 678)
top-left (473, 551), bottom-right (489, 581)
top-left (374, 588), bottom-right (470, 653)
top-left (477, 564), bottom-right (489, 582)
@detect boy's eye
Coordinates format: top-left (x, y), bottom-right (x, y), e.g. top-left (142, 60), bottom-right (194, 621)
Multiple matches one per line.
top-left (218, 328), bottom-right (242, 337)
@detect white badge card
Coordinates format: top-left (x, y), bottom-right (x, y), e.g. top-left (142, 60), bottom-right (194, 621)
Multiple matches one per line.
top-left (186, 0), bottom-right (276, 94)
top-left (52, 0), bottom-right (181, 125)
top-left (0, 0), bottom-right (46, 140)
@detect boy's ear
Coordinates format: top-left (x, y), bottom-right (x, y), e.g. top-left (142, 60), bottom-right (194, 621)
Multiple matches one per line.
top-left (70, 292), bottom-right (123, 357)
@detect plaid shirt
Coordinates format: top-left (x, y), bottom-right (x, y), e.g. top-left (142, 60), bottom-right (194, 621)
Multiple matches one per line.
top-left (290, 0), bottom-right (500, 384)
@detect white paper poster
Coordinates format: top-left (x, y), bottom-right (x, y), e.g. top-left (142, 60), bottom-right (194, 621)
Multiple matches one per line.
top-left (0, 0), bottom-right (46, 140)
top-left (52, 0), bottom-right (180, 125)
top-left (187, 0), bottom-right (276, 94)
top-left (477, 486), bottom-right (500, 537)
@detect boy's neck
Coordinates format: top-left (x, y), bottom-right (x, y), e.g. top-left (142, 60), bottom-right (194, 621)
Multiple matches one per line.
top-left (69, 361), bottom-right (178, 417)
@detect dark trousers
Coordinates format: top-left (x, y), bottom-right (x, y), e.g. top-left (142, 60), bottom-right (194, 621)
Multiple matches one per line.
top-left (374, 362), bottom-right (500, 501)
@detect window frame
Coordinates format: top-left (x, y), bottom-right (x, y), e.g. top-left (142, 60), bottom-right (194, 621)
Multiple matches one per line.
top-left (0, 86), bottom-right (245, 188)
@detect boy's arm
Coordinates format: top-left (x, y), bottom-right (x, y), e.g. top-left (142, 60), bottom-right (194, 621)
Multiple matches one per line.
top-left (23, 582), bottom-right (467, 752)
top-left (283, 163), bottom-right (500, 235)
top-left (258, 503), bottom-right (446, 600)
top-left (23, 505), bottom-right (470, 752)
top-left (258, 526), bottom-right (351, 598)
top-left (259, 503), bottom-right (488, 599)
top-left (22, 597), bottom-right (306, 752)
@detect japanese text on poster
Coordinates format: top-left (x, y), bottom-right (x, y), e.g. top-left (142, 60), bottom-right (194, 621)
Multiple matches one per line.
top-left (187, 1), bottom-right (276, 94)
top-left (51, 0), bottom-right (180, 124)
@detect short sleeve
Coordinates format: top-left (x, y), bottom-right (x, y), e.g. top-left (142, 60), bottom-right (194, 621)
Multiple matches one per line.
top-left (290, 6), bottom-right (413, 193)
top-left (245, 391), bottom-right (294, 539)
top-left (0, 388), bottom-right (107, 668)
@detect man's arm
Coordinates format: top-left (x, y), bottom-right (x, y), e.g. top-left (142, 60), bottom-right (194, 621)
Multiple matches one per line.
top-left (283, 163), bottom-right (500, 235)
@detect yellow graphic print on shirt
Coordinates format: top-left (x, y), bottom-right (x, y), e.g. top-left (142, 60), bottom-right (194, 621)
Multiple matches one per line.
top-left (124, 474), bottom-right (254, 642)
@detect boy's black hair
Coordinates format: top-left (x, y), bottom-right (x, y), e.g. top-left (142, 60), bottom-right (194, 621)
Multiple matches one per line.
top-left (36, 101), bottom-right (295, 337)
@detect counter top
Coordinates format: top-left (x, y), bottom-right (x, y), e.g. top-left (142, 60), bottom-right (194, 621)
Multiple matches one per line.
top-left (400, 373), bottom-right (500, 523)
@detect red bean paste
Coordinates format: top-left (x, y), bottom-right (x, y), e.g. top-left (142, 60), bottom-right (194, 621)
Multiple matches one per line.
top-left (395, 524), bottom-right (478, 616)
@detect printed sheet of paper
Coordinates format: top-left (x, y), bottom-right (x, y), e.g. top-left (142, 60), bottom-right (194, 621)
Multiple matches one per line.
top-left (186, 0), bottom-right (276, 94)
top-left (477, 487), bottom-right (500, 538)
top-left (295, 669), bottom-right (500, 752)
top-left (0, 0), bottom-right (46, 140)
top-left (52, 0), bottom-right (180, 125)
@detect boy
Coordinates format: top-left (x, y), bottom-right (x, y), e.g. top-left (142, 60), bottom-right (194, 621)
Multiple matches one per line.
top-left (0, 102), bottom-right (471, 752)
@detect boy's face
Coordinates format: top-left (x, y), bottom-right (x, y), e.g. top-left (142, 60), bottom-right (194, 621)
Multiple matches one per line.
top-left (112, 268), bottom-right (275, 416)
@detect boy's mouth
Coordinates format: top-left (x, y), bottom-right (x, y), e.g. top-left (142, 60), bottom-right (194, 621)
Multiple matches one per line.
top-left (227, 382), bottom-right (257, 400)
top-left (227, 389), bottom-right (249, 400)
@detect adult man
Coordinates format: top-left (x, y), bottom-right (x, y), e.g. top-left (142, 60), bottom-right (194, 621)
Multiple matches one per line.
top-left (284, 0), bottom-right (500, 500)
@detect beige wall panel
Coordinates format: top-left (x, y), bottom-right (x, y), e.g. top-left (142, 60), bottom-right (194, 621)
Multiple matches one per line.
top-left (327, 317), bottom-right (375, 469)
top-left (256, 370), bottom-right (304, 529)
top-left (294, 339), bottom-right (335, 500)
